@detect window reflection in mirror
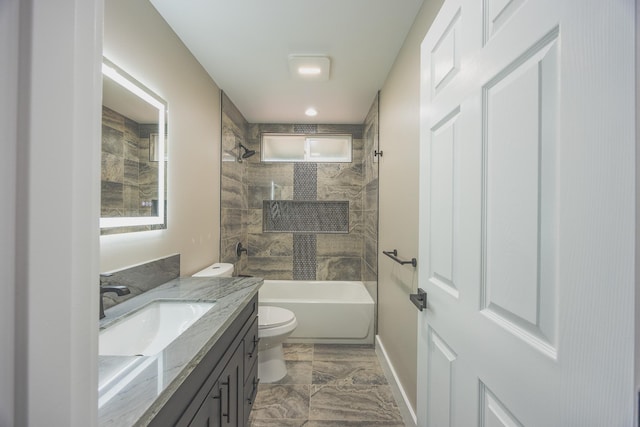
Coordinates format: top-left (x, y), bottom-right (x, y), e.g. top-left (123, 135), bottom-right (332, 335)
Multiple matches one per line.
top-left (100, 58), bottom-right (167, 234)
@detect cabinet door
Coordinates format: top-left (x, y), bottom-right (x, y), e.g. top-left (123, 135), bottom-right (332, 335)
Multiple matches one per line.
top-left (243, 317), bottom-right (259, 383)
top-left (243, 360), bottom-right (259, 427)
top-left (188, 380), bottom-right (221, 427)
top-left (220, 343), bottom-right (244, 427)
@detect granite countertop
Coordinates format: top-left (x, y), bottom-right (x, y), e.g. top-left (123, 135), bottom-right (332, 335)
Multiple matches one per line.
top-left (97, 276), bottom-right (263, 426)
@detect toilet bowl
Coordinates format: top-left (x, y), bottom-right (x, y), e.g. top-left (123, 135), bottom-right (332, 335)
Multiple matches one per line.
top-left (258, 305), bottom-right (297, 383)
top-left (192, 263), bottom-right (297, 383)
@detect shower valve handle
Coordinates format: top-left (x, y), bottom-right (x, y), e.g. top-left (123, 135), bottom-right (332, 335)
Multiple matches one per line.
top-left (236, 242), bottom-right (248, 257)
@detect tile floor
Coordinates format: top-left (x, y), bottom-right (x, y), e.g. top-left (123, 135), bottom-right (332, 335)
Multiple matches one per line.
top-left (249, 344), bottom-right (407, 427)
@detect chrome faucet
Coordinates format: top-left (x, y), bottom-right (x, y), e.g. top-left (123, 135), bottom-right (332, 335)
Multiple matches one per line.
top-left (99, 274), bottom-right (130, 319)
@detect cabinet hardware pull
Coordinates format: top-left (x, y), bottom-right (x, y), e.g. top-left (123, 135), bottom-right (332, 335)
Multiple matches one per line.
top-left (247, 378), bottom-right (260, 405)
top-left (248, 336), bottom-right (260, 358)
top-left (221, 375), bottom-right (230, 423)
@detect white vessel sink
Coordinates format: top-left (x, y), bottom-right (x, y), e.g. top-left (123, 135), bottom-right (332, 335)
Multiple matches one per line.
top-left (99, 300), bottom-right (215, 356)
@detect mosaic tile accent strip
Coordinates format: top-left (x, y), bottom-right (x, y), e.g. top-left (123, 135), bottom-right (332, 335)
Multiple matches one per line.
top-left (294, 163), bottom-right (317, 200)
top-left (263, 201), bottom-right (349, 234)
top-left (294, 124), bottom-right (318, 134)
top-left (293, 234), bottom-right (317, 280)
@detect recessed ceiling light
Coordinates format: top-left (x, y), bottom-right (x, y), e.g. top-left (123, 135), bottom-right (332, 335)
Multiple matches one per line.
top-left (298, 66), bottom-right (322, 75)
top-left (305, 107), bottom-right (318, 117)
top-left (289, 55), bottom-right (330, 82)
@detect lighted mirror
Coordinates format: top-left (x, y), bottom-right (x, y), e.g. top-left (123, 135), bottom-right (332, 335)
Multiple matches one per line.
top-left (100, 58), bottom-right (167, 234)
top-left (262, 133), bottom-right (352, 162)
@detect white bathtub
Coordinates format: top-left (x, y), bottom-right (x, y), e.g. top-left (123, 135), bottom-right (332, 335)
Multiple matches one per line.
top-left (259, 280), bottom-right (375, 344)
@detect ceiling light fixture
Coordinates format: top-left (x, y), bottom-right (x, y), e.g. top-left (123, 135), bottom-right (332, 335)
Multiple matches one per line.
top-left (305, 107), bottom-right (318, 117)
top-left (289, 55), bottom-right (330, 82)
top-left (298, 66), bottom-right (322, 75)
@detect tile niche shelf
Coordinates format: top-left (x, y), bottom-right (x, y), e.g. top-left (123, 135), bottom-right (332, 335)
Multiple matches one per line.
top-left (263, 200), bottom-right (349, 234)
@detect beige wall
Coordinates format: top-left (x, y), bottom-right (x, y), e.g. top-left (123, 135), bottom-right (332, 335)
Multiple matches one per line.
top-left (378, 0), bottom-right (444, 412)
top-left (100, 0), bottom-right (221, 275)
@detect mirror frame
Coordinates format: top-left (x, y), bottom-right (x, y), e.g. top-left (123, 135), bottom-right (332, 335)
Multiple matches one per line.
top-left (100, 58), bottom-right (167, 230)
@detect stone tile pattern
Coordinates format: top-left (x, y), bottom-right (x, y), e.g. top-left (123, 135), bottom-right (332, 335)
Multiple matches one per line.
top-left (220, 92), bottom-right (251, 274)
top-left (99, 253), bottom-right (180, 310)
top-left (220, 95), bottom-right (379, 285)
top-left (101, 106), bottom-right (162, 235)
top-left (245, 123), bottom-right (364, 280)
top-left (249, 344), bottom-right (405, 427)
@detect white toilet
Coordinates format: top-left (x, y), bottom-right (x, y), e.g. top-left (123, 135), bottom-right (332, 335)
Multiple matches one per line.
top-left (192, 262), bottom-right (235, 278)
top-left (192, 263), bottom-right (297, 383)
top-left (257, 305), bottom-right (297, 383)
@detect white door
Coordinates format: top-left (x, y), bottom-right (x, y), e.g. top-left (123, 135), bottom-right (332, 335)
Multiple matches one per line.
top-left (416, 0), bottom-right (635, 426)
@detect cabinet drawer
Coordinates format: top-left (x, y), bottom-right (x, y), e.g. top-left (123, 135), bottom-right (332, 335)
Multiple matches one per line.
top-left (243, 316), bottom-right (259, 382)
top-left (243, 360), bottom-right (259, 426)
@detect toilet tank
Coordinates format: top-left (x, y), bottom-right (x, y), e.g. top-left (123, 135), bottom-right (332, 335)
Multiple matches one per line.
top-left (192, 263), bottom-right (234, 277)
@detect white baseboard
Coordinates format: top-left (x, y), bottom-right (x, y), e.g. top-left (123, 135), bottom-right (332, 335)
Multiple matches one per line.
top-left (375, 335), bottom-right (417, 426)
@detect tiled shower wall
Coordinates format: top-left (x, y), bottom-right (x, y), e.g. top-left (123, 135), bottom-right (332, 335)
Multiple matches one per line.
top-left (220, 94), bottom-right (379, 283)
top-left (220, 92), bottom-right (250, 274)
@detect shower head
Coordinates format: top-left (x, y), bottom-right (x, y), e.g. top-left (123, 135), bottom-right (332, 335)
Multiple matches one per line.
top-left (239, 143), bottom-right (256, 159)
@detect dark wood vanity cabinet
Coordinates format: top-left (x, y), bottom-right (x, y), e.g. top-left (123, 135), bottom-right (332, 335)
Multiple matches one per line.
top-left (188, 343), bottom-right (242, 427)
top-left (151, 294), bottom-right (258, 427)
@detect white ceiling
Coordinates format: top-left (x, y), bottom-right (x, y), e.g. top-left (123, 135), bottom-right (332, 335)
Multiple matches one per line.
top-left (148, 0), bottom-right (424, 124)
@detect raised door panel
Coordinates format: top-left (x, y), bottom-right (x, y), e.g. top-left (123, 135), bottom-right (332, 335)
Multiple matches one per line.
top-left (479, 382), bottom-right (523, 427)
top-left (426, 329), bottom-right (457, 427)
top-left (481, 31), bottom-right (559, 358)
top-left (483, 0), bottom-right (526, 45)
top-left (430, 8), bottom-right (461, 96)
top-left (429, 109), bottom-right (461, 299)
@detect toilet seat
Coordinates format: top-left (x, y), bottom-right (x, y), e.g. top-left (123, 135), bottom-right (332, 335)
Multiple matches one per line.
top-left (259, 306), bottom-right (295, 329)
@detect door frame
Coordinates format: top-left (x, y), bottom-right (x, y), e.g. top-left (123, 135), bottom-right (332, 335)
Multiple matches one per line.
top-left (3, 0), bottom-right (103, 425)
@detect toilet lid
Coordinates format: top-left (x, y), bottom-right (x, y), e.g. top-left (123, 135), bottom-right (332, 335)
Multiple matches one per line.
top-left (259, 306), bottom-right (295, 328)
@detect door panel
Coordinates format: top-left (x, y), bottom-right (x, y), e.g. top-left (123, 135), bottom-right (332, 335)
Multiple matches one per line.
top-left (430, 9), bottom-right (461, 95)
top-left (429, 109), bottom-right (460, 298)
top-left (479, 383), bottom-right (523, 427)
top-left (483, 0), bottom-right (526, 45)
top-left (481, 32), bottom-right (559, 355)
top-left (426, 328), bottom-right (457, 427)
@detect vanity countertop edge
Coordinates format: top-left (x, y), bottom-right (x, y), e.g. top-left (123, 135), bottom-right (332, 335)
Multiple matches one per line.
top-left (98, 276), bottom-right (263, 426)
